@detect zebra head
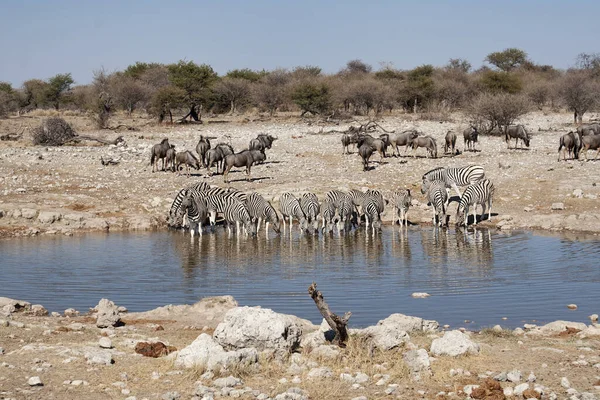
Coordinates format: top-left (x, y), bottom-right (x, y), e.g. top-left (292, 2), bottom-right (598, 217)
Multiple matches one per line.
top-left (455, 207), bottom-right (467, 227)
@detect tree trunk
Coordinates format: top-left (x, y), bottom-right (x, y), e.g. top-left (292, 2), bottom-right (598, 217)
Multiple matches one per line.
top-left (230, 100), bottom-right (235, 115)
top-left (413, 97), bottom-right (418, 114)
top-left (308, 282), bottom-right (351, 347)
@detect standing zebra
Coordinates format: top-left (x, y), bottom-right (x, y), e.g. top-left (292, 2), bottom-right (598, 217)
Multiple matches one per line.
top-left (279, 193), bottom-right (308, 233)
top-left (320, 200), bottom-right (338, 234)
top-left (392, 189), bottom-right (412, 227)
top-left (425, 181), bottom-right (448, 227)
top-left (300, 193), bottom-right (320, 233)
top-left (363, 197), bottom-right (382, 235)
top-left (422, 165), bottom-right (485, 198)
top-left (348, 189), bottom-right (367, 223)
top-left (221, 196), bottom-right (256, 236)
top-left (338, 193), bottom-right (356, 232)
top-left (167, 182), bottom-right (211, 227)
top-left (180, 194), bottom-right (208, 237)
top-left (362, 189), bottom-right (386, 227)
top-left (246, 192), bottom-right (281, 235)
top-left (455, 179), bottom-right (495, 227)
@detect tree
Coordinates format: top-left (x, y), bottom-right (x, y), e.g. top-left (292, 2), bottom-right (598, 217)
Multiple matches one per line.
top-left (405, 65), bottom-right (435, 112)
top-left (291, 65), bottom-right (322, 80)
top-left (91, 69), bottom-right (114, 128)
top-left (110, 73), bottom-right (149, 114)
top-left (291, 82), bottom-right (331, 115)
top-left (342, 59), bottom-right (372, 74)
top-left (253, 69), bottom-right (290, 116)
top-left (225, 68), bottom-right (266, 82)
top-left (446, 58), bottom-right (472, 73)
top-left (485, 48), bottom-right (528, 72)
top-left (479, 71), bottom-right (522, 94)
top-left (346, 78), bottom-right (390, 115)
top-left (0, 82), bottom-right (17, 118)
top-left (559, 70), bottom-right (600, 123)
top-left (213, 77), bottom-right (252, 114)
top-left (45, 73), bottom-right (74, 110)
top-left (467, 92), bottom-right (530, 133)
top-left (575, 53), bottom-right (600, 78)
top-left (22, 79), bottom-right (49, 110)
top-left (123, 62), bottom-right (164, 79)
top-left (167, 61), bottom-right (218, 121)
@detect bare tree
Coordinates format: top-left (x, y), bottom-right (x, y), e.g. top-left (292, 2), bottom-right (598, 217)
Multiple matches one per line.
top-left (559, 70), bottom-right (600, 123)
top-left (467, 92), bottom-right (530, 133)
top-left (92, 69), bottom-right (114, 129)
top-left (110, 73), bottom-right (149, 115)
top-left (213, 77), bottom-right (251, 114)
top-left (252, 69), bottom-right (290, 116)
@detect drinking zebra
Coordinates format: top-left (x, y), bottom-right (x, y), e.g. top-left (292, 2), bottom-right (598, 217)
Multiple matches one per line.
top-left (279, 193), bottom-right (308, 232)
top-left (338, 193), bottom-right (356, 232)
top-left (422, 165), bottom-right (485, 198)
top-left (424, 180), bottom-right (448, 227)
top-left (320, 200), bottom-right (338, 234)
top-left (300, 193), bottom-right (320, 232)
top-left (392, 189), bottom-right (412, 227)
top-left (455, 179), bottom-right (495, 227)
top-left (221, 196), bottom-right (256, 235)
top-left (363, 197), bottom-right (382, 234)
top-left (167, 182), bottom-right (211, 228)
top-left (180, 194), bottom-right (208, 237)
top-left (246, 192), bottom-right (281, 235)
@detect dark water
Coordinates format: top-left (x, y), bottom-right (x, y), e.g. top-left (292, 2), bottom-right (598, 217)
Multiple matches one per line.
top-left (1, 227), bottom-right (599, 329)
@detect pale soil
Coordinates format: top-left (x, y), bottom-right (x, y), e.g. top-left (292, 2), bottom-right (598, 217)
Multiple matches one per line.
top-left (1, 301), bottom-right (599, 400)
top-left (1, 110), bottom-right (600, 237)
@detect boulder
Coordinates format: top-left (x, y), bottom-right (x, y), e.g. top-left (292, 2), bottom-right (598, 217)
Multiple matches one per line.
top-left (402, 349), bottom-right (432, 380)
top-left (174, 333), bottom-right (258, 370)
top-left (527, 320), bottom-right (588, 336)
top-left (27, 304), bottom-right (48, 316)
top-left (213, 307), bottom-right (302, 354)
top-left (84, 349), bottom-right (114, 365)
top-left (98, 338), bottom-right (113, 349)
top-left (358, 314), bottom-right (438, 350)
top-left (38, 211), bottom-right (62, 224)
top-left (430, 330), bottom-right (480, 357)
top-left (94, 298), bottom-right (122, 328)
top-left (28, 376), bottom-right (43, 386)
top-left (0, 297), bottom-right (32, 314)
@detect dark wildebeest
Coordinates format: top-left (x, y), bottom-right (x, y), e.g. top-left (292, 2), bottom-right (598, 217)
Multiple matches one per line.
top-left (358, 143), bottom-right (374, 171)
top-left (165, 145), bottom-right (176, 172)
top-left (175, 151), bottom-right (201, 176)
top-left (223, 149), bottom-right (266, 183)
top-left (577, 124), bottom-right (600, 137)
top-left (195, 135), bottom-right (211, 167)
top-left (206, 143), bottom-right (235, 175)
top-left (249, 138), bottom-right (265, 152)
top-left (558, 131), bottom-right (579, 161)
top-left (150, 138), bottom-right (171, 172)
top-left (444, 130), bottom-right (457, 155)
top-left (389, 130), bottom-right (419, 157)
top-left (505, 125), bottom-right (530, 149)
top-left (410, 135), bottom-right (437, 158)
top-left (357, 135), bottom-right (387, 159)
top-left (463, 126), bottom-right (479, 152)
top-left (250, 134), bottom-right (277, 152)
top-left (341, 132), bottom-right (360, 154)
top-left (580, 134), bottom-right (600, 161)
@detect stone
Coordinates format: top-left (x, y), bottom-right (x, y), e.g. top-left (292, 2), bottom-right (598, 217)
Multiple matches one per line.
top-left (514, 383), bottom-right (530, 395)
top-left (310, 345), bottom-right (340, 359)
top-left (213, 307), bottom-right (302, 354)
top-left (463, 384), bottom-right (479, 395)
top-left (573, 189), bottom-right (584, 198)
top-left (430, 330), bottom-right (480, 357)
top-left (307, 366), bottom-right (333, 379)
top-left (0, 297), bottom-right (31, 313)
top-left (503, 387), bottom-right (514, 397)
top-left (527, 372), bottom-right (537, 382)
top-left (174, 333), bottom-right (258, 370)
top-left (213, 376), bottom-right (243, 388)
top-left (507, 369), bottom-right (522, 382)
top-left (402, 349), bottom-right (432, 379)
top-left (590, 314), bottom-right (599, 323)
top-left (134, 342), bottom-right (177, 358)
top-left (567, 304), bottom-right (578, 310)
top-left (534, 321), bottom-right (588, 336)
top-left (84, 349), bottom-right (114, 365)
top-left (27, 304), bottom-right (48, 316)
top-left (38, 211), bottom-right (62, 224)
top-left (21, 208), bottom-right (38, 219)
top-left (94, 298), bottom-right (122, 328)
top-left (161, 391), bottom-right (180, 400)
top-left (411, 292), bottom-right (430, 298)
top-left (99, 337), bottom-right (113, 349)
top-left (551, 202), bottom-right (565, 210)
top-left (359, 313), bottom-right (437, 351)
top-left (28, 376), bottom-right (43, 386)
top-left (64, 308), bottom-right (79, 317)
top-left (561, 377), bottom-right (570, 389)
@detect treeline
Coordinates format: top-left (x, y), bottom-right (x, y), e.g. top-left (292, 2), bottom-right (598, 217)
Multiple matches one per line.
top-left (1, 48), bottom-right (600, 129)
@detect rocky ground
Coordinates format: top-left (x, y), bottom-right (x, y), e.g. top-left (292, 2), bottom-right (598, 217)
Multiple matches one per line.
top-left (0, 110), bottom-right (600, 237)
top-left (1, 296), bottom-right (599, 400)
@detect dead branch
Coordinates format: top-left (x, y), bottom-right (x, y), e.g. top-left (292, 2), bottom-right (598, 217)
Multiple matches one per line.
top-left (308, 282), bottom-right (351, 347)
top-left (69, 135), bottom-right (125, 146)
top-left (100, 157), bottom-right (120, 166)
top-left (1, 125), bottom-right (26, 141)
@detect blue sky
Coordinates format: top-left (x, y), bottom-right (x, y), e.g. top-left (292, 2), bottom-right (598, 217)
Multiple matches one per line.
top-left (0, 1), bottom-right (596, 86)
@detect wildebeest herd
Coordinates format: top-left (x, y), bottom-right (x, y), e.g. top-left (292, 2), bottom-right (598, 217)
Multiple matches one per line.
top-left (150, 133), bottom-right (277, 181)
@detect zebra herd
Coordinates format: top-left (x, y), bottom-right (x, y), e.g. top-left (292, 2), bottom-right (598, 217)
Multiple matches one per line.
top-left (166, 163), bottom-right (494, 238)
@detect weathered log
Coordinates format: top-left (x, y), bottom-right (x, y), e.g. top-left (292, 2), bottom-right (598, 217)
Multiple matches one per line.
top-left (100, 157), bottom-right (120, 166)
top-left (69, 135), bottom-right (125, 145)
top-left (308, 282), bottom-right (351, 347)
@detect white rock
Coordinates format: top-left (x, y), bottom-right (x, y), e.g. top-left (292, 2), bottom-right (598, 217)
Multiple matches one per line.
top-left (551, 202), bottom-right (565, 210)
top-left (561, 376), bottom-right (570, 389)
top-left (99, 337), bottom-right (113, 349)
top-left (84, 350), bottom-right (113, 365)
top-left (573, 189), bottom-right (584, 198)
top-left (589, 314), bottom-right (598, 323)
top-left (174, 333), bottom-right (258, 370)
top-left (411, 292), bottom-right (430, 298)
top-left (463, 385), bottom-right (479, 395)
top-left (63, 308), bottom-right (79, 317)
top-left (514, 382), bottom-right (529, 395)
top-left (94, 298), bottom-right (122, 328)
top-left (430, 330), bottom-right (480, 357)
top-left (402, 349), bottom-right (432, 379)
top-left (38, 211), bottom-right (62, 224)
top-left (213, 376), bottom-right (242, 388)
top-left (359, 313), bottom-right (437, 351)
top-left (307, 366), bottom-right (333, 379)
top-left (213, 307), bottom-right (303, 354)
top-left (503, 387), bottom-right (514, 397)
top-left (527, 372), bottom-right (536, 382)
top-left (507, 369), bottom-right (522, 382)
top-left (28, 376), bottom-right (43, 386)
top-left (310, 345), bottom-right (339, 359)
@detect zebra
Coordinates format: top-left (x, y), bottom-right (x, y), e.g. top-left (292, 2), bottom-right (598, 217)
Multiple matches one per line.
top-left (392, 189), bottom-right (412, 227)
top-left (347, 189), bottom-right (368, 223)
top-left (197, 189), bottom-right (246, 227)
top-left (338, 193), bottom-right (356, 232)
top-left (425, 180), bottom-right (448, 227)
top-left (362, 189), bottom-right (386, 227)
top-left (422, 165), bottom-right (485, 198)
top-left (180, 194), bottom-right (208, 237)
top-left (221, 196), bottom-right (256, 236)
top-left (279, 193), bottom-right (308, 232)
top-left (300, 193), bottom-right (320, 232)
top-left (363, 197), bottom-right (382, 235)
top-left (246, 192), bottom-right (281, 235)
top-left (325, 190), bottom-right (348, 209)
top-left (456, 179), bottom-right (495, 227)
top-left (320, 200), bottom-right (338, 234)
top-left (167, 182), bottom-right (211, 227)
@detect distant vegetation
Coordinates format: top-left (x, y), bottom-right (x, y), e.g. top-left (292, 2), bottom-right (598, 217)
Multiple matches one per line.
top-left (1, 49), bottom-right (600, 127)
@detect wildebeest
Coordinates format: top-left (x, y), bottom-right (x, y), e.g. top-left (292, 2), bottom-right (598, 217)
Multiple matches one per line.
top-left (558, 131), bottom-right (579, 161)
top-left (505, 125), bottom-right (530, 149)
top-left (150, 138), bottom-right (171, 172)
top-left (195, 135), bottom-right (211, 167)
top-left (223, 149), bottom-right (266, 183)
top-left (175, 151), bottom-right (201, 176)
top-left (444, 130), bottom-right (457, 155)
top-left (358, 143), bottom-right (374, 171)
top-left (357, 135), bottom-right (387, 159)
top-left (249, 138), bottom-right (265, 152)
top-left (165, 145), bottom-right (176, 172)
top-left (250, 133), bottom-right (277, 152)
top-left (577, 124), bottom-right (600, 137)
top-left (206, 143), bottom-right (235, 175)
top-left (388, 130), bottom-right (419, 156)
top-left (463, 126), bottom-right (479, 152)
top-left (580, 134), bottom-right (600, 161)
top-left (341, 132), bottom-right (360, 154)
top-left (410, 135), bottom-right (437, 158)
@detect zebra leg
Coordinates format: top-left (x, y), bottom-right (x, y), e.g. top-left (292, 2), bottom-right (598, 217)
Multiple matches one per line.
top-left (452, 183), bottom-right (462, 199)
top-left (488, 200), bottom-right (493, 222)
top-left (257, 217), bottom-right (263, 232)
top-left (265, 222), bottom-right (270, 237)
top-left (289, 216), bottom-right (293, 233)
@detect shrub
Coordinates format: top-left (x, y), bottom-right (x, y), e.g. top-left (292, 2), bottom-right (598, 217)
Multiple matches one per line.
top-left (291, 82), bottom-right (331, 115)
top-left (467, 93), bottom-right (530, 133)
top-left (479, 71), bottom-right (522, 94)
top-left (559, 70), bottom-right (600, 123)
top-left (32, 117), bottom-right (77, 146)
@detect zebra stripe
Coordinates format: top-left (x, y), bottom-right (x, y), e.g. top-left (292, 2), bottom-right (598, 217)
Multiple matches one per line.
top-left (221, 196), bottom-right (256, 235)
top-left (246, 192), bottom-right (281, 234)
top-left (320, 200), bottom-right (337, 233)
top-left (279, 193), bottom-right (307, 232)
top-left (422, 165), bottom-right (485, 197)
top-left (325, 190), bottom-right (347, 209)
top-left (338, 194), bottom-right (355, 232)
top-left (168, 182), bottom-right (211, 227)
top-left (363, 197), bottom-right (382, 234)
top-left (181, 194), bottom-right (208, 237)
top-left (456, 179), bottom-right (495, 227)
top-left (425, 181), bottom-right (448, 227)
top-left (300, 193), bottom-right (320, 232)
top-left (392, 189), bottom-right (412, 226)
